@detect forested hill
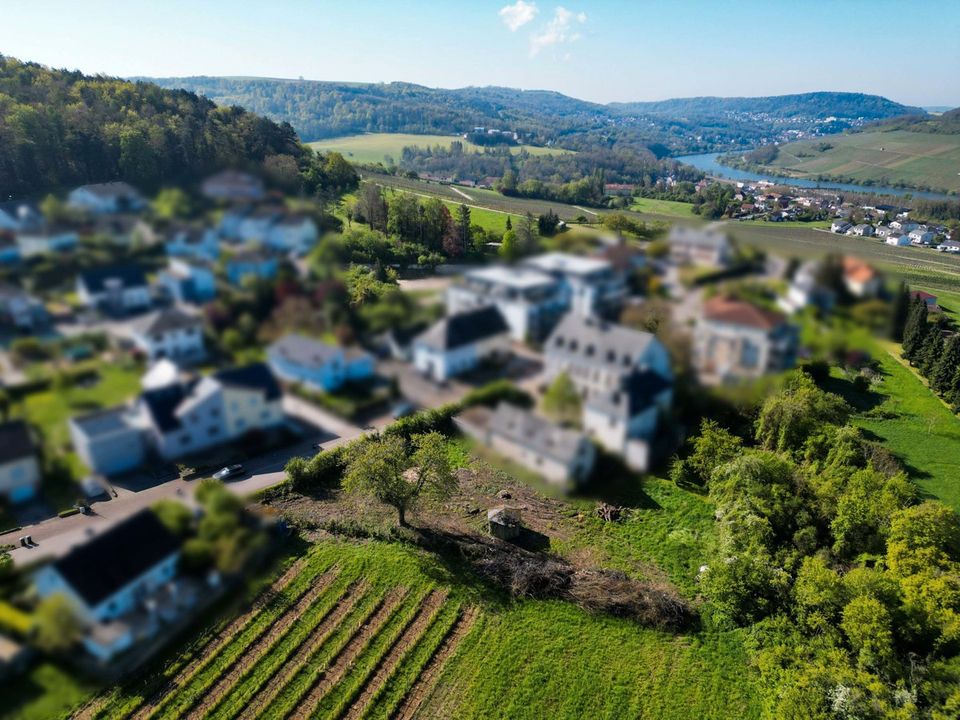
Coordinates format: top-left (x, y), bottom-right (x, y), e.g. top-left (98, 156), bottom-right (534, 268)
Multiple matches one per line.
top-left (877, 106), bottom-right (960, 134)
top-left (0, 56), bottom-right (303, 197)
top-left (143, 76), bottom-right (921, 154)
top-left (611, 92), bottom-right (923, 120)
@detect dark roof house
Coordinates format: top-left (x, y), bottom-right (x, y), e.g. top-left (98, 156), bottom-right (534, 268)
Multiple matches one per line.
top-left (416, 306), bottom-right (509, 351)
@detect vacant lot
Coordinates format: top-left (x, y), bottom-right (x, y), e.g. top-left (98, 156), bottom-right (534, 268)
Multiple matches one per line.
top-left (308, 133), bottom-right (568, 165)
top-left (81, 538), bottom-right (758, 720)
top-left (755, 129), bottom-right (960, 193)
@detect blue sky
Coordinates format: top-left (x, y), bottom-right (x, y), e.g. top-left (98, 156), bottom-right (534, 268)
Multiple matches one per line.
top-left (1, 0), bottom-right (957, 106)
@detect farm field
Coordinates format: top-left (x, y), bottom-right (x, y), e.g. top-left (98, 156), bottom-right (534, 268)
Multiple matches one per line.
top-left (628, 197), bottom-right (695, 218)
top-left (79, 539), bottom-right (760, 720)
top-left (746, 129), bottom-right (960, 194)
top-left (308, 133), bottom-right (569, 165)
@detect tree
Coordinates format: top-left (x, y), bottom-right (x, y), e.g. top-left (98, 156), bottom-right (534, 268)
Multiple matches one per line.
top-left (343, 432), bottom-right (456, 526)
top-left (499, 229), bottom-right (520, 263)
top-left (889, 282), bottom-right (911, 342)
top-left (755, 373), bottom-right (850, 454)
top-left (541, 373), bottom-right (581, 426)
top-left (152, 188), bottom-right (191, 220)
top-left (537, 210), bottom-right (561, 236)
top-left (515, 212), bottom-right (539, 256)
top-left (455, 204), bottom-right (472, 254)
top-left (916, 325), bottom-right (944, 377)
top-left (153, 500), bottom-right (193, 537)
top-left (505, 216), bottom-right (512, 231)
top-left (32, 595), bottom-right (82, 654)
top-left (841, 596), bottom-right (895, 672)
top-left (685, 419), bottom-right (743, 486)
top-left (793, 555), bottom-right (848, 633)
top-left (901, 297), bottom-right (929, 360)
top-left (931, 335), bottom-right (960, 395)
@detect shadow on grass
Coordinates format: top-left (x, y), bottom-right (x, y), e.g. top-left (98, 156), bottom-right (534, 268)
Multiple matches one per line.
top-left (820, 374), bottom-right (886, 413)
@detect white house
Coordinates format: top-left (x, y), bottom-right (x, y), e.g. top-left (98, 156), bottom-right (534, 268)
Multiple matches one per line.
top-left (455, 403), bottom-right (596, 490)
top-left (831, 220), bottom-right (853, 234)
top-left (694, 296), bottom-right (798, 385)
top-left (909, 229), bottom-right (935, 246)
top-left (127, 308), bottom-right (206, 363)
top-left (890, 220), bottom-right (919, 234)
top-left (668, 226), bottom-right (733, 267)
top-left (413, 306), bottom-right (510, 382)
top-left (850, 224), bottom-right (874, 237)
top-left (77, 265), bottom-right (152, 313)
top-left (69, 405), bottom-right (147, 476)
top-left (0, 284), bottom-right (48, 331)
top-left (842, 257), bottom-right (882, 298)
top-left (267, 334), bottom-right (375, 392)
top-left (778, 260), bottom-right (835, 315)
top-left (937, 240), bottom-right (960, 254)
top-left (522, 252), bottom-right (626, 319)
top-left (68, 182), bottom-right (145, 215)
top-left (446, 266), bottom-right (567, 342)
top-left (886, 235), bottom-right (911, 247)
top-left (32, 509), bottom-right (183, 660)
top-left (0, 420), bottom-right (41, 504)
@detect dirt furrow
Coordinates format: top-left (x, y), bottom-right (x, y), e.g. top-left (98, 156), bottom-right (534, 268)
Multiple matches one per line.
top-left (183, 568), bottom-right (340, 720)
top-left (236, 581), bottom-right (370, 720)
top-left (341, 590), bottom-right (448, 720)
top-left (287, 587), bottom-right (408, 720)
top-left (123, 556), bottom-right (312, 720)
top-left (391, 606), bottom-right (479, 720)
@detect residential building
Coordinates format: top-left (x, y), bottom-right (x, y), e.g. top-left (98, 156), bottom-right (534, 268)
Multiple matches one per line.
top-left (668, 226), bottom-right (733, 267)
top-left (909, 229), bottom-right (935, 246)
top-left (455, 403), bottom-right (596, 490)
top-left (413, 306), bottom-right (510, 382)
top-left (874, 225), bottom-right (894, 238)
top-left (778, 260), bottom-right (835, 314)
top-left (165, 225), bottom-right (220, 263)
top-left (851, 224), bottom-right (874, 237)
top-left (237, 206), bottom-right (282, 242)
top-left (67, 182), bottom-right (145, 215)
top-left (215, 363), bottom-right (285, 440)
top-left (267, 334), bottom-right (375, 392)
top-left (694, 296), bottom-right (799, 384)
top-left (69, 406), bottom-right (147, 476)
top-left (32, 509), bottom-right (184, 660)
top-left (831, 220), bottom-right (853, 234)
top-left (77, 265), bottom-right (152, 313)
top-left (0, 236), bottom-right (20, 264)
top-left (225, 249), bottom-right (278, 285)
top-left (522, 252), bottom-right (626, 319)
top-left (201, 170), bottom-right (265, 202)
top-left (842, 257), bottom-right (882, 298)
top-left (15, 225), bottom-right (79, 257)
top-left (543, 314), bottom-right (672, 397)
top-left (937, 240), bottom-right (960, 254)
top-left (446, 266), bottom-right (567, 342)
top-left (91, 215), bottom-right (154, 246)
top-left (127, 308), bottom-right (206, 363)
top-left (265, 214), bottom-right (319, 255)
top-left (0, 284), bottom-right (48, 331)
top-left (886, 235), bottom-right (911, 247)
top-left (890, 220), bottom-right (919, 234)
top-left (911, 290), bottom-right (939, 309)
top-left (0, 420), bottom-right (41, 504)
top-left (157, 259), bottom-right (217, 304)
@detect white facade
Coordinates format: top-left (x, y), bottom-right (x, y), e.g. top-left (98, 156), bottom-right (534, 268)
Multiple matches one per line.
top-left (886, 235), bottom-right (911, 246)
top-left (522, 252), bottom-right (625, 319)
top-left (413, 334), bottom-right (509, 382)
top-left (129, 320), bottom-right (206, 363)
top-left (77, 278), bottom-right (151, 312)
top-left (221, 385), bottom-right (284, 439)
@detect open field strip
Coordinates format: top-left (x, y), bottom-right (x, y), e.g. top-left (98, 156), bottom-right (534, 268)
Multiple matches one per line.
top-left (308, 133), bottom-right (568, 164)
top-left (232, 581), bottom-right (370, 720)
top-left (149, 557), bottom-right (340, 720)
top-left (98, 556), bottom-right (314, 720)
top-left (327, 589), bottom-right (448, 720)
top-left (201, 576), bottom-right (365, 720)
top-left (391, 606), bottom-right (480, 720)
top-left (286, 587), bottom-right (410, 720)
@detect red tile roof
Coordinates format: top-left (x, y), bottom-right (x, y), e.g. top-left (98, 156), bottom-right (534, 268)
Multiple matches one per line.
top-left (702, 296), bottom-right (786, 330)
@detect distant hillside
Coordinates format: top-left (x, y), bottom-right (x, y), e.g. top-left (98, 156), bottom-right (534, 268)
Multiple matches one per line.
top-left (143, 76), bottom-right (920, 155)
top-left (612, 92), bottom-right (922, 120)
top-left (0, 57), bottom-right (302, 197)
top-left (720, 110), bottom-right (960, 194)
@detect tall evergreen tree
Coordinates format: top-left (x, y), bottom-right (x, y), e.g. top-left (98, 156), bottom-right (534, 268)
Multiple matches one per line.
top-left (931, 335), bottom-right (960, 395)
top-left (916, 329), bottom-right (943, 378)
top-left (901, 297), bottom-right (929, 360)
top-left (889, 282), bottom-right (911, 342)
top-left (945, 364), bottom-right (960, 408)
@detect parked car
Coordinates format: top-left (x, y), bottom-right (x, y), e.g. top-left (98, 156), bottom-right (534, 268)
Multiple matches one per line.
top-left (213, 464), bottom-right (244, 481)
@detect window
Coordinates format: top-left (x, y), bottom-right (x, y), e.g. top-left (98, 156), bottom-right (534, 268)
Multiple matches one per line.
top-left (208, 426), bottom-right (219, 437)
top-left (210, 408), bottom-right (219, 418)
top-left (261, 410), bottom-right (270, 420)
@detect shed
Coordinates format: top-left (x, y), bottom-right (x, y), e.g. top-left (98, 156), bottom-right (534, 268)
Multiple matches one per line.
top-left (487, 507), bottom-right (522, 540)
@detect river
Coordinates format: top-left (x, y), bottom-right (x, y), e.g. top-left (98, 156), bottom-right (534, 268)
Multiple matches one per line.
top-left (675, 152), bottom-right (954, 201)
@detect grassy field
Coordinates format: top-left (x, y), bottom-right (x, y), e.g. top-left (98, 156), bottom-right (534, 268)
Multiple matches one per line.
top-left (79, 539), bottom-right (758, 720)
top-left (747, 129), bottom-right (960, 194)
top-left (629, 197), bottom-right (696, 218)
top-left (1, 663), bottom-right (96, 720)
top-left (309, 133), bottom-right (569, 165)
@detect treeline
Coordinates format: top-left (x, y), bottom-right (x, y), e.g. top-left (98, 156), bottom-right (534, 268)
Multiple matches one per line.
top-left (898, 288), bottom-right (960, 408)
top-left (0, 56), bottom-right (303, 197)
top-left (394, 143), bottom-right (701, 207)
top-left (672, 372), bottom-right (960, 716)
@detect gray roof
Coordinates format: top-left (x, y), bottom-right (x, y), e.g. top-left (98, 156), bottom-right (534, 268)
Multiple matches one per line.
top-left (546, 314), bottom-right (656, 371)
top-left (133, 308), bottom-right (203, 336)
top-left (523, 252), bottom-right (611, 277)
top-left (71, 405), bottom-right (136, 438)
top-left (74, 181), bottom-right (142, 200)
top-left (269, 334), bottom-right (344, 369)
top-left (669, 225), bottom-right (729, 249)
top-left (416, 306), bottom-right (509, 351)
top-left (0, 420), bottom-right (36, 464)
top-left (488, 403), bottom-right (587, 465)
top-left (585, 370), bottom-right (672, 419)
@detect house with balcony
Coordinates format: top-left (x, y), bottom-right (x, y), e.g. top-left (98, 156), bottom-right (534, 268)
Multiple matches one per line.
top-left (446, 266), bottom-right (566, 342)
top-left (693, 296), bottom-right (798, 385)
top-left (522, 252), bottom-right (625, 319)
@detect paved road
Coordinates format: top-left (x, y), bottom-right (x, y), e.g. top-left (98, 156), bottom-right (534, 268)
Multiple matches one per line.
top-left (2, 394), bottom-right (385, 567)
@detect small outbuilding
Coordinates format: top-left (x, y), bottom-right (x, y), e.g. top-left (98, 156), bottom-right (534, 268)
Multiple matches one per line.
top-left (487, 507), bottom-right (522, 541)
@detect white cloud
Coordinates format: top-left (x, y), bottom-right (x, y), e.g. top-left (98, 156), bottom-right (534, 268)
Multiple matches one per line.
top-left (499, 1), bottom-right (539, 32)
top-left (529, 6), bottom-right (587, 57)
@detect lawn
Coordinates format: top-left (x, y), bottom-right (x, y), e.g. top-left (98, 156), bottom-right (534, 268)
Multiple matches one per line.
top-left (629, 197), bottom-right (696, 218)
top-left (0, 663), bottom-right (96, 720)
top-left (84, 538), bottom-right (759, 720)
top-left (308, 133), bottom-right (569, 165)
